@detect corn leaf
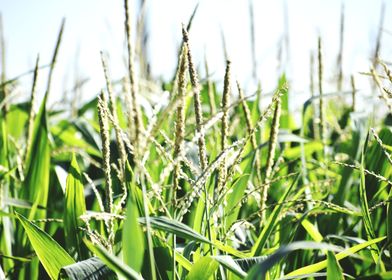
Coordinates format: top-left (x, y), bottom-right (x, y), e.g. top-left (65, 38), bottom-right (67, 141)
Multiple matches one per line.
top-left (84, 239), bottom-right (143, 280)
top-left (140, 216), bottom-right (210, 244)
top-left (186, 256), bottom-right (219, 280)
top-left (357, 271), bottom-right (392, 279)
top-left (251, 175), bottom-right (298, 256)
top-left (16, 212), bottom-right (75, 280)
top-left (359, 132), bottom-right (384, 269)
top-left (359, 133), bottom-right (376, 240)
top-left (212, 256), bottom-right (248, 278)
top-left (286, 236), bottom-right (385, 277)
top-left (123, 162), bottom-right (145, 273)
top-left (21, 94), bottom-right (51, 220)
top-left (246, 241), bottom-right (341, 280)
top-left (300, 218), bottom-right (323, 242)
top-left (59, 257), bottom-right (117, 280)
top-left (141, 216), bottom-right (247, 258)
top-left (225, 151), bottom-right (255, 230)
top-left (327, 251), bottom-right (344, 280)
top-left (0, 116), bottom-right (13, 271)
top-left (175, 252), bottom-right (192, 272)
top-left (64, 153), bottom-right (87, 260)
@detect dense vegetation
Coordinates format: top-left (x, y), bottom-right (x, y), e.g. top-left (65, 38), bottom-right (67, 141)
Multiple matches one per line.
top-left (1, 2), bottom-right (392, 280)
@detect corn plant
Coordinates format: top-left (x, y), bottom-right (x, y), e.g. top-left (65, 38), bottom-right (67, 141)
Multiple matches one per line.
top-left (0, 1), bottom-right (392, 279)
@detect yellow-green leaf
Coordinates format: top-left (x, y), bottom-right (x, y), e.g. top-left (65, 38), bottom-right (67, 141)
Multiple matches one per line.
top-left (64, 153), bottom-right (87, 260)
top-left (327, 251), bottom-right (344, 280)
top-left (186, 256), bottom-right (219, 280)
top-left (84, 239), bottom-right (143, 280)
top-left (286, 236), bottom-right (386, 277)
top-left (16, 212), bottom-right (75, 280)
top-left (123, 162), bottom-right (145, 272)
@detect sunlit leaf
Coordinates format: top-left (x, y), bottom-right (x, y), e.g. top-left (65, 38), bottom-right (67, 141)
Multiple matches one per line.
top-left (16, 212), bottom-right (75, 280)
top-left (64, 153), bottom-right (87, 260)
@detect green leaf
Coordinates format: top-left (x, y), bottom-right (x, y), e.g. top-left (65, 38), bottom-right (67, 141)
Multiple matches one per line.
top-left (0, 113), bottom-right (8, 168)
top-left (225, 151), bottom-right (255, 230)
top-left (280, 272), bottom-right (353, 279)
top-left (278, 131), bottom-right (309, 143)
top-left (186, 256), bottom-right (219, 280)
top-left (6, 104), bottom-right (29, 139)
top-left (175, 252), bottom-right (192, 272)
top-left (365, 128), bottom-right (392, 201)
top-left (140, 216), bottom-right (210, 244)
top-left (212, 256), bottom-right (248, 278)
top-left (21, 94), bottom-right (51, 220)
top-left (278, 74), bottom-right (294, 129)
top-left (359, 133), bottom-right (376, 240)
top-left (0, 114), bottom-right (13, 272)
top-left (251, 175), bottom-right (298, 256)
top-left (246, 241), bottom-right (341, 280)
top-left (51, 121), bottom-right (101, 158)
top-left (212, 241), bottom-right (248, 258)
top-left (16, 212), bottom-right (75, 280)
top-left (300, 218), bottom-right (323, 242)
top-left (3, 197), bottom-right (45, 210)
top-left (64, 153), bottom-right (87, 260)
top-left (141, 216), bottom-right (247, 258)
top-left (387, 183), bottom-right (392, 252)
top-left (84, 239), bottom-right (143, 280)
top-left (59, 257), bottom-right (117, 280)
top-left (283, 141), bottom-right (323, 159)
top-left (327, 251), bottom-right (344, 280)
top-left (0, 254), bottom-right (30, 262)
top-left (357, 271), bottom-right (392, 279)
top-left (359, 132), bottom-right (384, 269)
top-left (123, 162), bottom-right (145, 273)
top-left (286, 236), bottom-right (386, 277)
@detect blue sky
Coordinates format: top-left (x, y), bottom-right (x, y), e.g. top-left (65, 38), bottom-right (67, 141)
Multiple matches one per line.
top-left (1, 0), bottom-right (391, 108)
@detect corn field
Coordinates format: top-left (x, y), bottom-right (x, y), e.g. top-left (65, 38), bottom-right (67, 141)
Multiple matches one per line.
top-left (0, 1), bottom-right (392, 279)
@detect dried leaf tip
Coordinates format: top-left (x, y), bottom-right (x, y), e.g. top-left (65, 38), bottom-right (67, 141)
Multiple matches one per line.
top-left (181, 23), bottom-right (189, 43)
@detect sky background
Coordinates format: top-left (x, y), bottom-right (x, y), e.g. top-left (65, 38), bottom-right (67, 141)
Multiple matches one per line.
top-left (1, 0), bottom-right (391, 111)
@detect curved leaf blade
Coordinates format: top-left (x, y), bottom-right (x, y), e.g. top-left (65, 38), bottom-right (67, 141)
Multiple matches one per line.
top-left (64, 153), bottom-right (87, 260)
top-left (246, 241), bottom-right (341, 280)
top-left (251, 175), bottom-right (298, 256)
top-left (59, 257), bottom-right (116, 280)
top-left (327, 251), bottom-right (344, 280)
top-left (21, 94), bottom-right (51, 220)
top-left (84, 239), bottom-right (143, 280)
top-left (286, 237), bottom-right (385, 277)
top-left (16, 212), bottom-right (75, 280)
top-left (186, 256), bottom-right (219, 280)
top-left (123, 162), bottom-right (145, 273)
